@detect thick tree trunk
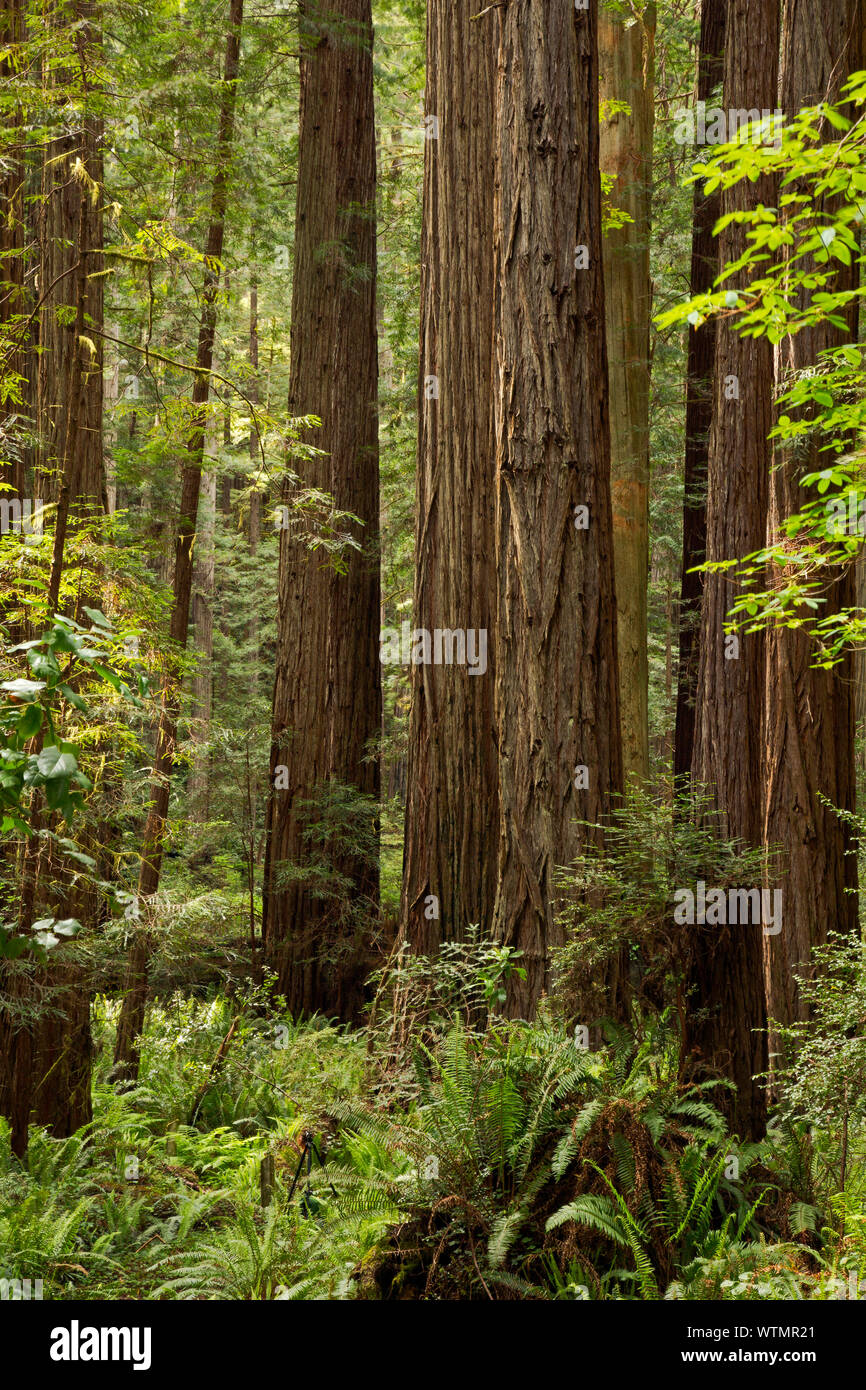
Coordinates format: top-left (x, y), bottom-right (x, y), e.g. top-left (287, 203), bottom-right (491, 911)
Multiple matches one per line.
top-left (113, 0), bottom-right (244, 1079)
top-left (762, 0), bottom-right (862, 1057)
top-left (30, 958), bottom-right (94, 1134)
top-left (0, 0), bottom-right (27, 508)
top-left (0, 0), bottom-right (104, 1152)
top-left (686, 0), bottom-right (779, 1140)
top-left (490, 0), bottom-right (623, 1017)
top-left (248, 269), bottom-right (262, 564)
top-left (673, 0), bottom-right (727, 788)
top-left (399, 1), bottom-right (499, 953)
top-left (0, 0), bottom-right (30, 708)
top-left (262, 0), bottom-right (380, 1022)
top-left (599, 1), bottom-right (655, 788)
top-left (36, 12), bottom-right (104, 523)
top-left (246, 272), bottom-right (261, 844)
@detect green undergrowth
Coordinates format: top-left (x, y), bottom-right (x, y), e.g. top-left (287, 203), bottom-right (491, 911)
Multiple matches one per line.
top-left (1, 952), bottom-right (864, 1300)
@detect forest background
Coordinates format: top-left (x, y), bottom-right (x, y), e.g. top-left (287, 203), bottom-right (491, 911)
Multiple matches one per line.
top-left (1, 0), bottom-right (865, 1303)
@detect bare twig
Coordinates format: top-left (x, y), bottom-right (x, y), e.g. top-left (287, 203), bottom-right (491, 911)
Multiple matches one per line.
top-left (470, 0), bottom-right (507, 19)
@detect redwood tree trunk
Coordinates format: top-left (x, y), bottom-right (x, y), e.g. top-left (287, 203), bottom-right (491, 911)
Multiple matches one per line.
top-left (673, 0), bottom-right (727, 788)
top-left (189, 465), bottom-right (216, 822)
top-left (262, 0), bottom-right (380, 1022)
top-left (0, 0), bottom-right (26, 509)
top-left (490, 0), bottom-right (623, 1017)
top-left (599, 1), bottom-right (656, 789)
top-left (399, 1), bottom-right (499, 953)
top-left (762, 0), bottom-right (862, 1057)
top-left (0, 0), bottom-right (104, 1152)
top-left (686, 0), bottom-right (779, 1140)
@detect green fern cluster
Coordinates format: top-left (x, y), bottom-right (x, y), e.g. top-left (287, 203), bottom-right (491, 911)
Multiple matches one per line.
top-left (334, 1017), bottom-right (612, 1296)
top-left (332, 1013), bottom-right (785, 1300)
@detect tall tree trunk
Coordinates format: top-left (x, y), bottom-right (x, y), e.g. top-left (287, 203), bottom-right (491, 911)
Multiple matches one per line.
top-left (246, 268), bottom-right (262, 848)
top-left (0, 0), bottom-right (104, 1152)
top-left (686, 0), bottom-right (779, 1140)
top-left (189, 464), bottom-right (216, 821)
top-left (248, 267), bottom-right (262, 565)
top-left (673, 0), bottom-right (727, 788)
top-left (0, 0), bottom-right (27, 506)
top-left (762, 0), bottom-right (862, 1057)
top-left (599, 0), bottom-right (655, 788)
top-left (0, 0), bottom-right (28, 934)
top-left (262, 0), bottom-right (380, 1022)
top-left (0, 0), bottom-right (30, 665)
top-left (104, 322), bottom-right (120, 515)
top-left (490, 0), bottom-right (623, 1018)
top-left (37, 1), bottom-right (105, 577)
top-left (113, 0), bottom-right (244, 1079)
top-left (248, 265), bottom-right (262, 695)
top-left (30, 0), bottom-right (104, 1137)
top-left (856, 552), bottom-right (866, 777)
top-left (399, 1), bottom-right (499, 953)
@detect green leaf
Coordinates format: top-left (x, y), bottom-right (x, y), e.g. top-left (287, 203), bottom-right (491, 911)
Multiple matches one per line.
top-left (37, 746), bottom-right (79, 780)
top-left (28, 649), bottom-right (61, 682)
top-left (52, 919), bottom-right (81, 937)
top-left (1, 678), bottom-right (46, 699)
top-left (92, 662), bottom-right (123, 692)
top-left (59, 684), bottom-right (88, 712)
top-left (15, 702), bottom-right (44, 739)
top-left (0, 932), bottom-right (31, 959)
top-left (44, 779), bottom-right (71, 812)
top-left (82, 606), bottom-right (112, 629)
top-left (57, 844), bottom-right (96, 870)
top-left (49, 627), bottom-right (82, 654)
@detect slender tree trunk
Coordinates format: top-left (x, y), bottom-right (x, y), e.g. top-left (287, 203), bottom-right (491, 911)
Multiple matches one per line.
top-left (262, 0), bottom-right (380, 1022)
top-left (673, 0), bottom-right (727, 788)
top-left (113, 0), bottom-right (244, 1078)
top-left (686, 0), bottom-right (779, 1140)
top-left (762, 0), bottom-right (862, 1059)
top-left (856, 552), bottom-right (866, 777)
top-left (490, 0), bottom-right (623, 1018)
top-left (599, 1), bottom-right (655, 788)
top-left (399, 1), bottom-right (499, 953)
top-left (104, 322), bottom-right (120, 515)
